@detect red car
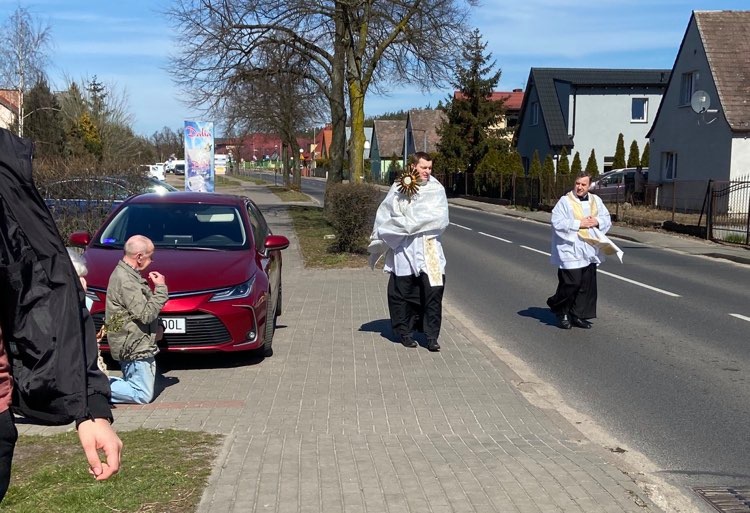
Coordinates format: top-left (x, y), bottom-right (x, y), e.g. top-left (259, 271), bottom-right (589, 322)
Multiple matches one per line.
top-left (69, 192), bottom-right (289, 357)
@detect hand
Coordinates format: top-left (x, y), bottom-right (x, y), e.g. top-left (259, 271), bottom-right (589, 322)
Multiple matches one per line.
top-left (580, 216), bottom-right (599, 228)
top-left (77, 418), bottom-right (122, 481)
top-left (148, 271), bottom-right (166, 286)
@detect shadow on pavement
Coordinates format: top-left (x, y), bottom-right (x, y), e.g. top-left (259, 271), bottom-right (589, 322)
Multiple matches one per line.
top-left (518, 306), bottom-right (559, 327)
top-left (359, 318), bottom-right (397, 344)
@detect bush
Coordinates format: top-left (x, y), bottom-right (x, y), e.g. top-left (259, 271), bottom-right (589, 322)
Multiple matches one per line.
top-left (325, 182), bottom-right (381, 253)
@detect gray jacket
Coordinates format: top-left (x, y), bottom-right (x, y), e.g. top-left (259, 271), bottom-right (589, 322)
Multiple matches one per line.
top-left (105, 260), bottom-right (168, 361)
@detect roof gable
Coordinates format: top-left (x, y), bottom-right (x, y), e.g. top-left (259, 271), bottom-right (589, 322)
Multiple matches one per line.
top-left (373, 120), bottom-right (405, 157)
top-left (406, 109), bottom-right (447, 153)
top-left (695, 10), bottom-right (750, 131)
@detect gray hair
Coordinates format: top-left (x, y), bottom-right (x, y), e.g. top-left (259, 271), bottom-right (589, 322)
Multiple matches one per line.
top-left (67, 248), bottom-right (88, 278)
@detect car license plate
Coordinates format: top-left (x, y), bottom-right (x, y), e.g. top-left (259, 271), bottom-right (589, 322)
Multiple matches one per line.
top-left (161, 318), bottom-right (186, 334)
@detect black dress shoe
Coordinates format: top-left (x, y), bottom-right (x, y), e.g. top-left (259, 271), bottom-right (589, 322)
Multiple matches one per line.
top-left (426, 339), bottom-right (441, 352)
top-left (570, 316), bottom-right (592, 329)
top-left (400, 335), bottom-right (417, 348)
top-left (557, 314), bottom-right (572, 329)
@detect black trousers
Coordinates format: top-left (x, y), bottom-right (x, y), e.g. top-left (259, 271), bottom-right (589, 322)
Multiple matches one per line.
top-left (0, 408), bottom-right (17, 503)
top-left (388, 272), bottom-right (445, 340)
top-left (546, 263), bottom-right (598, 319)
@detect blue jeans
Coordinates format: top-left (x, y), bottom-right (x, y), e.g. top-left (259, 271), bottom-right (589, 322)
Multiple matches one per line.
top-left (109, 357), bottom-right (156, 404)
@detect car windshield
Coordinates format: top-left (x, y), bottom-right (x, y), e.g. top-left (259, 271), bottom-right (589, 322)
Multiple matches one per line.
top-left (95, 203), bottom-right (248, 250)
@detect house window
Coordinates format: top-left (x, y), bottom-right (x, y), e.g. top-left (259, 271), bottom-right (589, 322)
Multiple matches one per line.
top-left (662, 152), bottom-right (677, 180)
top-left (679, 72), bottom-right (695, 105)
top-left (530, 102), bottom-right (539, 126)
top-left (631, 98), bottom-right (648, 122)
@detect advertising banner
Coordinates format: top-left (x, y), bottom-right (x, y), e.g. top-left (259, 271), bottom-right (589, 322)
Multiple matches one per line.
top-left (184, 121), bottom-right (215, 192)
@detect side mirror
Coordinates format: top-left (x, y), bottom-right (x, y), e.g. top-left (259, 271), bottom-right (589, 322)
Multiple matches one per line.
top-left (265, 234), bottom-right (290, 251)
top-left (69, 231), bottom-right (91, 247)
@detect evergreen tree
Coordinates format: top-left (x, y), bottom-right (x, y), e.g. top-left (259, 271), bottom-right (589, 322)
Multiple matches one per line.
top-left (22, 79), bottom-right (66, 158)
top-left (557, 147), bottom-right (570, 176)
top-left (542, 153), bottom-right (554, 179)
top-left (529, 150), bottom-right (542, 177)
top-left (641, 142), bottom-right (650, 167)
top-left (510, 150), bottom-right (524, 176)
top-left (437, 29), bottom-right (504, 176)
top-left (585, 149), bottom-right (599, 177)
top-left (612, 133), bottom-right (626, 169)
top-left (571, 151), bottom-right (582, 174)
top-left (627, 140), bottom-right (640, 168)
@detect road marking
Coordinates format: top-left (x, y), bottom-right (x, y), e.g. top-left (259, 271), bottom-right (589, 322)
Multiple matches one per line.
top-left (598, 270), bottom-right (681, 297)
top-left (478, 232), bottom-right (512, 243)
top-left (450, 222), bottom-right (472, 230)
top-left (520, 245), bottom-right (550, 256)
top-left (729, 313), bottom-right (750, 323)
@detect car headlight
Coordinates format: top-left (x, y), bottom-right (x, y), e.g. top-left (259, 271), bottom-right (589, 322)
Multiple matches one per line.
top-left (85, 290), bottom-right (100, 303)
top-left (209, 276), bottom-right (256, 302)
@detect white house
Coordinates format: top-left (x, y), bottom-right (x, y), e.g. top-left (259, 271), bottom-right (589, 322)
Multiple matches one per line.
top-left (647, 10), bottom-right (750, 213)
top-left (514, 68), bottom-right (670, 174)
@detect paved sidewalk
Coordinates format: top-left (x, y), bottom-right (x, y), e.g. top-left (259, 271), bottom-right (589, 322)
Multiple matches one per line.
top-left (19, 183), bottom-right (696, 512)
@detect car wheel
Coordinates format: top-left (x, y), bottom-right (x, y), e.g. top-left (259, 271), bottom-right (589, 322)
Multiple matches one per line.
top-left (263, 291), bottom-right (277, 357)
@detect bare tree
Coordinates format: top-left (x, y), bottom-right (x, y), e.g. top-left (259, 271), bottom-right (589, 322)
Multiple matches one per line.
top-left (223, 46), bottom-right (328, 190)
top-left (165, 0), bottom-right (471, 184)
top-left (0, 6), bottom-right (52, 137)
top-left (166, 0), bottom-right (349, 183)
top-left (343, 0), bottom-right (473, 181)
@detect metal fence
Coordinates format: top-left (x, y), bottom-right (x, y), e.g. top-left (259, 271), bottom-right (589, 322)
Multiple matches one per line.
top-left (432, 171), bottom-right (750, 247)
top-left (708, 177), bottom-right (750, 245)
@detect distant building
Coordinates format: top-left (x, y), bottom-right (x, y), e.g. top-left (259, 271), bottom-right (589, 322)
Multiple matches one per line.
top-left (0, 89), bottom-right (20, 131)
top-left (647, 10), bottom-right (750, 212)
top-left (515, 68), bottom-right (669, 174)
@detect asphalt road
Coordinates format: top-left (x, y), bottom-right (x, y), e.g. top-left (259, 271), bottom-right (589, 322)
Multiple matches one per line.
top-left (443, 205), bottom-right (750, 501)
top-left (252, 170), bottom-right (750, 504)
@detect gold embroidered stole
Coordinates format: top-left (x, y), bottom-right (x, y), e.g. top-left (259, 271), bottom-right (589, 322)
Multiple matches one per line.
top-left (567, 191), bottom-right (598, 239)
top-left (424, 237), bottom-right (443, 287)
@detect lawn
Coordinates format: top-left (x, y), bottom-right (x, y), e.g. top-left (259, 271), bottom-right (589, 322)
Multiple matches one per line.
top-left (5, 429), bottom-right (222, 513)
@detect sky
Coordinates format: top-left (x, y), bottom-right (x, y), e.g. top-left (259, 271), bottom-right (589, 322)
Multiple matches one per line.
top-left (1, 0), bottom-right (748, 138)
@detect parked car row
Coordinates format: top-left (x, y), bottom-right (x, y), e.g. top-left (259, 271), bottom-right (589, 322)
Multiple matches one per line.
top-left (40, 176), bottom-right (178, 219)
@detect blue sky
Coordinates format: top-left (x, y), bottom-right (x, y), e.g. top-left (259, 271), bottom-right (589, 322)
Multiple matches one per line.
top-left (1, 0), bottom-right (747, 137)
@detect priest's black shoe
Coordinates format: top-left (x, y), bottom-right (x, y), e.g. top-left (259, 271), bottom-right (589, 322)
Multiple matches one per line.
top-left (557, 314), bottom-right (572, 329)
top-left (400, 335), bottom-right (417, 348)
top-left (426, 339), bottom-right (441, 352)
top-left (570, 316), bottom-right (592, 329)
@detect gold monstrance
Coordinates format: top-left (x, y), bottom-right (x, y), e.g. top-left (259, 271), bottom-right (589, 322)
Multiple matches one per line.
top-left (396, 168), bottom-right (421, 198)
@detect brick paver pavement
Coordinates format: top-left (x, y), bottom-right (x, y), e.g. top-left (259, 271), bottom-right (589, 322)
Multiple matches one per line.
top-left (19, 183), bottom-right (663, 512)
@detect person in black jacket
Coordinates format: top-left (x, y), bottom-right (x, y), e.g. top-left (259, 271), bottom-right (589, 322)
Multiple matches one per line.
top-left (0, 128), bottom-right (121, 501)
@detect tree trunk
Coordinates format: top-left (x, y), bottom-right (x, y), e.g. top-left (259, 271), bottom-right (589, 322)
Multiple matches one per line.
top-left (348, 81), bottom-right (366, 183)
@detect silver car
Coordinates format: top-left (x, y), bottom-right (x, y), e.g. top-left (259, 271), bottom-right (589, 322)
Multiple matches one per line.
top-left (589, 167), bottom-right (648, 202)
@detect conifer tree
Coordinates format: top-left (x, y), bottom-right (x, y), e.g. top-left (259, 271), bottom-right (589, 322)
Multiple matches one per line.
top-left (641, 142), bottom-right (650, 167)
top-left (542, 153), bottom-right (554, 179)
top-left (627, 140), bottom-right (640, 168)
top-left (557, 147), bottom-right (570, 176)
top-left (437, 29), bottom-right (504, 176)
top-left (612, 133), bottom-right (626, 169)
top-left (529, 150), bottom-right (542, 178)
top-left (585, 149), bottom-right (599, 177)
top-left (571, 151), bottom-right (582, 174)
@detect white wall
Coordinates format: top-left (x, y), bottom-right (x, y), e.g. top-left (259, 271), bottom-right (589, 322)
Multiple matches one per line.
top-left (730, 136), bottom-right (750, 180)
top-left (570, 87), bottom-right (663, 171)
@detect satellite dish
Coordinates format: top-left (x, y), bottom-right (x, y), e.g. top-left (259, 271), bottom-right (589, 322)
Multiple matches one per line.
top-left (691, 90), bottom-right (711, 113)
